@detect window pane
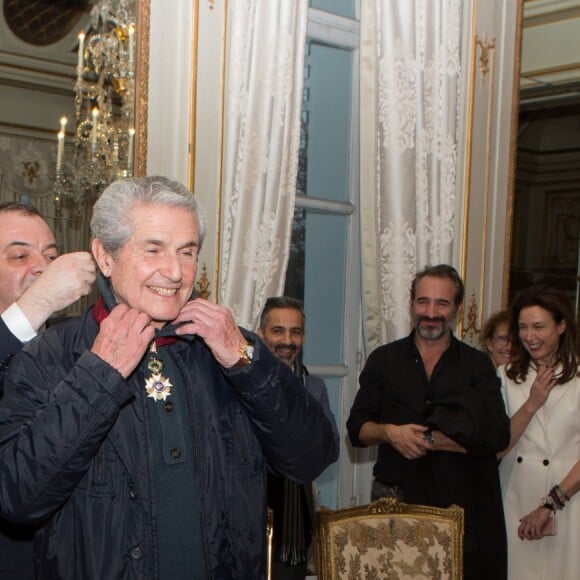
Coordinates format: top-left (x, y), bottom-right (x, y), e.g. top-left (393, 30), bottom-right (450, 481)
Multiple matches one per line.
top-left (304, 213), bottom-right (347, 365)
top-left (284, 206), bottom-right (305, 301)
top-left (286, 210), bottom-right (348, 365)
top-left (301, 41), bottom-right (352, 202)
top-left (309, 0), bottom-right (355, 19)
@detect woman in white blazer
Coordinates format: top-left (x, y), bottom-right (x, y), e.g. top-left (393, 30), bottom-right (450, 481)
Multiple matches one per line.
top-left (498, 285), bottom-right (579, 580)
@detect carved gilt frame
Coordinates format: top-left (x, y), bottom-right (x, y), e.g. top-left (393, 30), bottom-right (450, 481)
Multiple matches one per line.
top-left (134, 0), bottom-right (150, 176)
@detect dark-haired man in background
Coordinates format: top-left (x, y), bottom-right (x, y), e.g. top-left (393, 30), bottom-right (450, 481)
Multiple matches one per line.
top-left (347, 264), bottom-right (510, 580)
top-left (259, 296), bottom-right (339, 579)
top-left (0, 202), bottom-right (96, 579)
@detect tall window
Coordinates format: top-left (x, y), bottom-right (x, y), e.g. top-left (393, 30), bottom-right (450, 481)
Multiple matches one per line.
top-left (284, 4), bottom-right (360, 509)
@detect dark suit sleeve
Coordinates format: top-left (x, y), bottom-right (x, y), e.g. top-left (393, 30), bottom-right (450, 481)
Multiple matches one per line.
top-left (0, 318), bottom-right (25, 398)
top-left (306, 375), bottom-right (340, 457)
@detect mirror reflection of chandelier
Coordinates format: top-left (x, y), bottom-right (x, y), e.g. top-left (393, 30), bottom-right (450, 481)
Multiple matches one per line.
top-left (54, 0), bottom-right (136, 217)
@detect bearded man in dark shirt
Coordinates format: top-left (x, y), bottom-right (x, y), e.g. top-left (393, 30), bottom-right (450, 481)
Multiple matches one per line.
top-left (347, 264), bottom-right (510, 580)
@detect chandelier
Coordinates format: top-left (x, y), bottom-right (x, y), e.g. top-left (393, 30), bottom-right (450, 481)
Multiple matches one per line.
top-left (54, 0), bottom-right (136, 217)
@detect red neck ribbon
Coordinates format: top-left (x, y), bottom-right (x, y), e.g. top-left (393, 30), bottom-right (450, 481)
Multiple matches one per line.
top-left (92, 297), bottom-right (177, 345)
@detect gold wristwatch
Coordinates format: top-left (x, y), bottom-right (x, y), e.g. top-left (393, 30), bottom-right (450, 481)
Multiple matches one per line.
top-left (232, 341), bottom-right (254, 368)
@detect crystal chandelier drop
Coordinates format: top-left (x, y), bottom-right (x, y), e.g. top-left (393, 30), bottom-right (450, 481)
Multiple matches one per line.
top-left (54, 0), bottom-right (136, 217)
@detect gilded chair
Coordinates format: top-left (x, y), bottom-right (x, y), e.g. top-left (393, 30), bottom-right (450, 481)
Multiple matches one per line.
top-left (316, 497), bottom-right (463, 580)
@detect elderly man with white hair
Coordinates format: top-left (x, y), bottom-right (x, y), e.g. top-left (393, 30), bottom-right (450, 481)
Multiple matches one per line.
top-left (0, 176), bottom-right (338, 580)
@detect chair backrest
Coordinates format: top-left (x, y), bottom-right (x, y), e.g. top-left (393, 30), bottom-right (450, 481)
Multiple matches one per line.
top-left (316, 497), bottom-right (463, 580)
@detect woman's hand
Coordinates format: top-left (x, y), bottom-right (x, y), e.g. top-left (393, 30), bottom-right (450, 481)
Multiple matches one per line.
top-left (517, 506), bottom-right (554, 540)
top-left (525, 364), bottom-right (557, 413)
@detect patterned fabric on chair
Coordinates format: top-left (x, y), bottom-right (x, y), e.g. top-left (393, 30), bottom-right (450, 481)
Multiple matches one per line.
top-left (316, 497), bottom-right (463, 580)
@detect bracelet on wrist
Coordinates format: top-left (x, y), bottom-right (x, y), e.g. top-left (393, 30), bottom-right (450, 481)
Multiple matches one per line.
top-left (554, 483), bottom-right (570, 502)
top-left (549, 487), bottom-right (566, 510)
top-left (542, 485), bottom-right (568, 512)
top-left (540, 496), bottom-right (556, 511)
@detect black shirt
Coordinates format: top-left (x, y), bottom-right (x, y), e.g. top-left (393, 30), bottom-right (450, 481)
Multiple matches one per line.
top-left (347, 332), bottom-right (510, 579)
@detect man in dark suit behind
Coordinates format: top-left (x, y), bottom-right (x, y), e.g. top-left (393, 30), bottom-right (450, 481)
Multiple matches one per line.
top-left (258, 296), bottom-right (339, 579)
top-left (0, 202), bottom-right (95, 579)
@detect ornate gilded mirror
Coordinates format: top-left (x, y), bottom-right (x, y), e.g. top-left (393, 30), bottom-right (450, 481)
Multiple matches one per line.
top-left (509, 0), bottom-right (580, 313)
top-left (0, 0), bottom-right (149, 241)
top-left (0, 0), bottom-right (149, 313)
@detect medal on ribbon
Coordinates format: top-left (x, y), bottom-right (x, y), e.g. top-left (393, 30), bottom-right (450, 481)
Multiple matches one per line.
top-left (144, 342), bottom-right (173, 401)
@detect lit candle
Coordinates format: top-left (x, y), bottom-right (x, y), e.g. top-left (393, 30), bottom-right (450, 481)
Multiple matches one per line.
top-left (91, 107), bottom-right (99, 152)
top-left (127, 127), bottom-right (135, 175)
top-left (128, 25), bottom-right (135, 71)
top-left (77, 32), bottom-right (85, 76)
top-left (56, 131), bottom-right (64, 173)
top-left (60, 116), bottom-right (67, 132)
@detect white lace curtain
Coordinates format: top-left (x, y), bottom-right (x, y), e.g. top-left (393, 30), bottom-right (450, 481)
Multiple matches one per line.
top-left (219, 0), bottom-right (308, 329)
top-left (360, 0), bottom-right (463, 350)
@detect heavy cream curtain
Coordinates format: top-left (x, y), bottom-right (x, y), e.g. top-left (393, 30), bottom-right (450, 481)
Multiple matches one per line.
top-left (219, 0), bottom-right (308, 329)
top-left (360, 0), bottom-right (463, 349)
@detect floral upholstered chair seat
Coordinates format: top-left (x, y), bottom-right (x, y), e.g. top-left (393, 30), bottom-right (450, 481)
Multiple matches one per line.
top-left (316, 497), bottom-right (463, 580)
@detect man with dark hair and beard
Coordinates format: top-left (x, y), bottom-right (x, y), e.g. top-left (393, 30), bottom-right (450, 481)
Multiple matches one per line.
top-left (347, 264), bottom-right (510, 580)
top-left (258, 296), bottom-right (339, 579)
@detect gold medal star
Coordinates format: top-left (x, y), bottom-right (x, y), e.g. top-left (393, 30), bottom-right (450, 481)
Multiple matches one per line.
top-left (145, 373), bottom-right (173, 401)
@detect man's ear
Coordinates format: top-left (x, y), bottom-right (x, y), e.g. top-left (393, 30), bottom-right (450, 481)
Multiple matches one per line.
top-left (91, 238), bottom-right (113, 277)
top-left (257, 327), bottom-right (264, 339)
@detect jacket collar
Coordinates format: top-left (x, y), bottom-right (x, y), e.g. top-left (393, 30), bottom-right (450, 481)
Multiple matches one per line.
top-left (92, 272), bottom-right (196, 346)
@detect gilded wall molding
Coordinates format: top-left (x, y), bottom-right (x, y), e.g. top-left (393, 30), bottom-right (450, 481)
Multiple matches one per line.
top-left (458, 1), bottom-right (479, 340)
top-left (503, 0), bottom-right (524, 307)
top-left (461, 24), bottom-right (497, 335)
top-left (478, 28), bottom-right (497, 329)
top-left (187, 0), bottom-right (227, 303)
top-left (213, 0), bottom-right (227, 301)
top-left (196, 263), bottom-right (212, 299)
top-left (460, 0), bottom-right (520, 334)
top-left (476, 33), bottom-right (496, 82)
top-left (135, 0), bottom-right (150, 176)
top-left (461, 292), bottom-right (481, 346)
top-left (188, 0), bottom-right (199, 189)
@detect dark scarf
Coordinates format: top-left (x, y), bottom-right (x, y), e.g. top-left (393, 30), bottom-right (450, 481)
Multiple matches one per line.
top-left (270, 357), bottom-right (312, 566)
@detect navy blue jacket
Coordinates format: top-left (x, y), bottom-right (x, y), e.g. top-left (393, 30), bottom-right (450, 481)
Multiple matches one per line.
top-left (0, 318), bottom-right (22, 395)
top-left (0, 307), bottom-right (338, 579)
top-left (0, 317), bottom-right (35, 580)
